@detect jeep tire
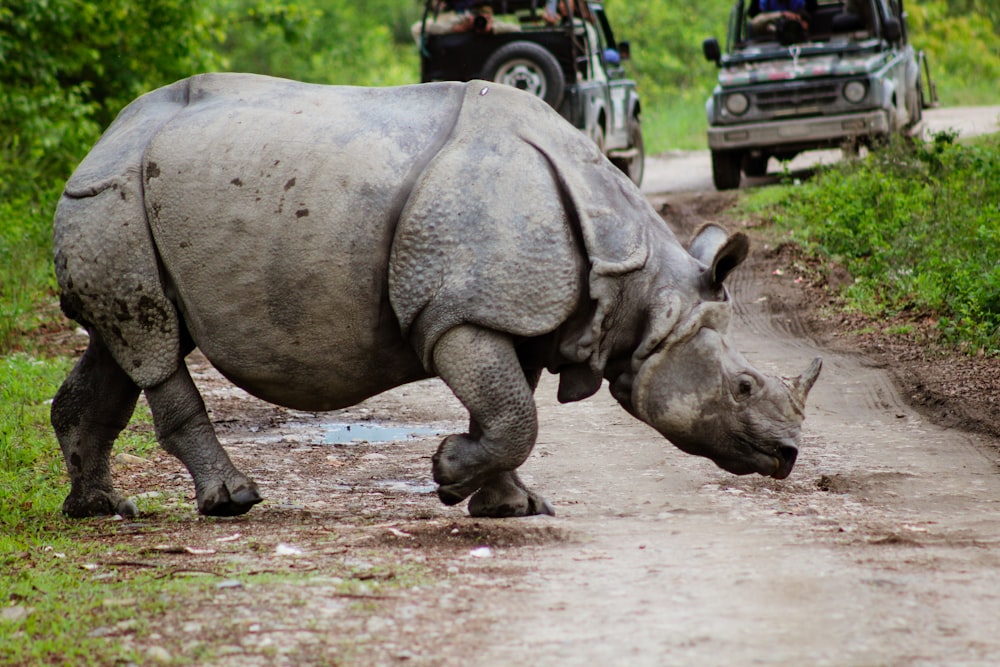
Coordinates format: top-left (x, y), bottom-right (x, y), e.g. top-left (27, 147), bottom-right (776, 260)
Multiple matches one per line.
top-left (482, 41), bottom-right (566, 108)
top-left (712, 150), bottom-right (742, 191)
top-left (611, 116), bottom-right (645, 186)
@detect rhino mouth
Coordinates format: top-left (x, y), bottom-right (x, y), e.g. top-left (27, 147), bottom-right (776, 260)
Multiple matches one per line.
top-left (715, 441), bottom-right (798, 480)
top-left (768, 443), bottom-right (798, 479)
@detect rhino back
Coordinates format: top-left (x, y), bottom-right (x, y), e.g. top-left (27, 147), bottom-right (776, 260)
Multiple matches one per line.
top-left (143, 74), bottom-right (464, 407)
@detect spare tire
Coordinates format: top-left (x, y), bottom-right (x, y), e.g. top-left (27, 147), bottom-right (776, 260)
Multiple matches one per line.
top-left (481, 41), bottom-right (566, 109)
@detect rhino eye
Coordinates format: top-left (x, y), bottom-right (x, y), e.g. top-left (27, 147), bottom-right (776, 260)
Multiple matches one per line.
top-left (736, 377), bottom-right (755, 398)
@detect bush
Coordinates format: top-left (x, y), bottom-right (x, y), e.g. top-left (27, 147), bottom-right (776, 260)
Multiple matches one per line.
top-left (763, 133), bottom-right (1000, 355)
top-left (207, 0), bottom-right (421, 87)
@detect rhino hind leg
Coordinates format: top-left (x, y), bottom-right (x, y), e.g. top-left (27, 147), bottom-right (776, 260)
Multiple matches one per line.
top-left (51, 334), bottom-right (141, 518)
top-left (144, 363), bottom-right (262, 516)
top-left (430, 325), bottom-right (550, 515)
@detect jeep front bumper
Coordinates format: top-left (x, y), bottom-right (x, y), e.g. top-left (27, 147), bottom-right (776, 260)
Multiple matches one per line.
top-left (707, 110), bottom-right (890, 151)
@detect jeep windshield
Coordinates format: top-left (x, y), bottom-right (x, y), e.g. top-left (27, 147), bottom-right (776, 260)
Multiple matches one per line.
top-left (720, 0), bottom-right (896, 65)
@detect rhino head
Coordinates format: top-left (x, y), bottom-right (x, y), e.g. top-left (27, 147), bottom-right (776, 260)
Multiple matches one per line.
top-left (604, 224), bottom-right (821, 479)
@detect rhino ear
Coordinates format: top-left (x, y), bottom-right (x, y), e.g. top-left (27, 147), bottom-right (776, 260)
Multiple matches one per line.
top-left (688, 224), bottom-right (749, 290)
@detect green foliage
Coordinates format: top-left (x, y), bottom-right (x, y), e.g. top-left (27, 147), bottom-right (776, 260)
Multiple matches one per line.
top-left (755, 133), bottom-right (1000, 355)
top-left (935, 0), bottom-right (1000, 36)
top-left (603, 0), bottom-right (726, 102)
top-left (208, 0), bottom-right (421, 87)
top-left (0, 354), bottom-right (74, 529)
top-left (907, 1), bottom-right (1000, 106)
top-left (0, 1), bottom-right (220, 201)
top-left (601, 0), bottom-right (731, 149)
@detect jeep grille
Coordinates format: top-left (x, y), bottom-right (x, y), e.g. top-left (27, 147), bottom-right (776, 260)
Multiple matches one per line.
top-left (755, 82), bottom-right (839, 114)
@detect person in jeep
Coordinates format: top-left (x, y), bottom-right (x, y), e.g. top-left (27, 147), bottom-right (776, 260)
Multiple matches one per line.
top-left (413, 1), bottom-right (520, 39)
top-left (748, 0), bottom-right (816, 41)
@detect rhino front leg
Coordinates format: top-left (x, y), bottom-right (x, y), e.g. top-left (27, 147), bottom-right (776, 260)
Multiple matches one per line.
top-left (431, 325), bottom-right (550, 515)
top-left (144, 363), bottom-right (262, 516)
top-left (468, 470), bottom-right (555, 518)
top-left (51, 334), bottom-right (142, 518)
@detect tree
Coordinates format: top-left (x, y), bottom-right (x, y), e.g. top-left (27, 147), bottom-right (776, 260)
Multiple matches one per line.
top-left (0, 0), bottom-right (219, 195)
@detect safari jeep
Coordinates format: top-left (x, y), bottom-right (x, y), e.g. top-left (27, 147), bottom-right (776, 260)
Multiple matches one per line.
top-left (417, 0), bottom-right (644, 185)
top-left (702, 0), bottom-right (936, 190)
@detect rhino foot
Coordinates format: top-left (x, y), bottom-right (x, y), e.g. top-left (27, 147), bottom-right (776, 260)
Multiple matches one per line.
top-left (432, 434), bottom-right (496, 506)
top-left (468, 471), bottom-right (555, 518)
top-left (197, 480), bottom-right (263, 517)
top-left (62, 490), bottom-right (138, 519)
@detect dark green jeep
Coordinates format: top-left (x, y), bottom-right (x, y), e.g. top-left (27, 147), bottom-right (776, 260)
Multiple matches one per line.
top-left (703, 0), bottom-right (937, 190)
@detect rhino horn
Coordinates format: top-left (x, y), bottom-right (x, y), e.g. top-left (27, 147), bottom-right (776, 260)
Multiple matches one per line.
top-left (790, 357), bottom-right (823, 407)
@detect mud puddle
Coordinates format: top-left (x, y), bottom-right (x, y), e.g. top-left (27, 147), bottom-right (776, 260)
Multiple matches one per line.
top-left (322, 423), bottom-right (444, 445)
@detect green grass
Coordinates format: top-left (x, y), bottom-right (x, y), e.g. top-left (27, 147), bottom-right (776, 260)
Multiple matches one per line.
top-left (0, 354), bottom-right (74, 529)
top-left (0, 351), bottom-right (168, 665)
top-left (642, 89), bottom-right (710, 153)
top-left (739, 132), bottom-right (1000, 356)
top-left (0, 185), bottom-right (62, 354)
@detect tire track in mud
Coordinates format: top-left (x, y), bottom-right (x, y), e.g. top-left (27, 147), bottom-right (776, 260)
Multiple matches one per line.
top-left (728, 251), bottom-right (913, 419)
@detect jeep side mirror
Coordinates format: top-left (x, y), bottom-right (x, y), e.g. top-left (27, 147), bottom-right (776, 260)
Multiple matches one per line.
top-left (703, 37), bottom-right (721, 65)
top-left (618, 40), bottom-right (631, 60)
top-left (883, 17), bottom-right (901, 42)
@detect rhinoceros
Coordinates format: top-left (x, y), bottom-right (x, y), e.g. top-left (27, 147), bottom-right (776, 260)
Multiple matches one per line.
top-left (51, 73), bottom-right (820, 519)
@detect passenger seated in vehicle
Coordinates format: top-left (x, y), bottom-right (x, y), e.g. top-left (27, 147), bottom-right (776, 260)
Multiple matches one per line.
top-left (411, 1), bottom-right (520, 43)
top-left (542, 0), bottom-right (563, 24)
top-left (748, 0), bottom-right (817, 43)
top-left (542, 0), bottom-right (595, 25)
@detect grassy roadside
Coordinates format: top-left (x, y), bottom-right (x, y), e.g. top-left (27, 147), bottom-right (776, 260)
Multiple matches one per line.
top-left (737, 132), bottom-right (1000, 356)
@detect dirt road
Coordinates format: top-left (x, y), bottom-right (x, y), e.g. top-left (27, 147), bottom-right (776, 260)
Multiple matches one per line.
top-left (110, 106), bottom-right (1000, 666)
top-left (455, 201), bottom-right (1000, 666)
top-left (640, 105), bottom-right (1000, 194)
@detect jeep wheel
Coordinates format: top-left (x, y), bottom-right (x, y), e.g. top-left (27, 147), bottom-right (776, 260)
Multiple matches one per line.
top-left (482, 41), bottom-right (566, 108)
top-left (711, 150), bottom-right (742, 191)
top-left (611, 116), bottom-right (645, 186)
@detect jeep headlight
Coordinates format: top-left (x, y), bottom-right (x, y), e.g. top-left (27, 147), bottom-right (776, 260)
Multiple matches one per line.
top-left (724, 92), bottom-right (749, 116)
top-left (843, 81), bottom-right (867, 104)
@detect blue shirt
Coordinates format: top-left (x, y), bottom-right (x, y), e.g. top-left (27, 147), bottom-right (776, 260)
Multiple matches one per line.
top-left (761, 0), bottom-right (807, 11)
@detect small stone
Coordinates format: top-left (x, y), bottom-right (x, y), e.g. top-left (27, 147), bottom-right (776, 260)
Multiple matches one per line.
top-left (275, 543), bottom-right (303, 556)
top-left (1, 606), bottom-right (30, 622)
top-left (146, 646), bottom-right (172, 664)
top-left (115, 453), bottom-right (151, 466)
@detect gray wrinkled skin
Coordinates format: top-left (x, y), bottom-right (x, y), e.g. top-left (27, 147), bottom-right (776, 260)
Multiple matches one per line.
top-left (51, 73), bottom-right (820, 519)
